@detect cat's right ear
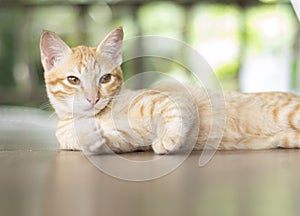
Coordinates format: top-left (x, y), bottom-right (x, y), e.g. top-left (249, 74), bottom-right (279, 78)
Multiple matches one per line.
top-left (40, 30), bottom-right (71, 71)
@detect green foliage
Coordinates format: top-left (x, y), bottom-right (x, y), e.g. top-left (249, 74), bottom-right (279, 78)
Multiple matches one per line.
top-left (0, 1), bottom-right (298, 104)
top-left (138, 2), bottom-right (185, 39)
top-left (246, 5), bottom-right (297, 52)
top-left (215, 61), bottom-right (239, 80)
top-left (0, 9), bottom-right (20, 87)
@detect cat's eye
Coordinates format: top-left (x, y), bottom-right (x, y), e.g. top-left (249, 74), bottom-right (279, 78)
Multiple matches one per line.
top-left (99, 74), bottom-right (112, 84)
top-left (67, 76), bottom-right (80, 85)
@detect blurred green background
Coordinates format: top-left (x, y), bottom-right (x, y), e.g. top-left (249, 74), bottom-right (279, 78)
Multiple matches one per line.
top-left (0, 0), bottom-right (298, 107)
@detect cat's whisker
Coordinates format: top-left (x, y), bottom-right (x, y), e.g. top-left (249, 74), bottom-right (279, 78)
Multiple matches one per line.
top-left (46, 111), bottom-right (57, 121)
top-left (40, 101), bottom-right (53, 110)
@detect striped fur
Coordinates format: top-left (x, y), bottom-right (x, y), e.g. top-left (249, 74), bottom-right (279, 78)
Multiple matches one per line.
top-left (40, 28), bottom-right (300, 154)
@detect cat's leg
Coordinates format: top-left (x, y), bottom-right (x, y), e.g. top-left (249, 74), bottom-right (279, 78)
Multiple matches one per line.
top-left (152, 119), bottom-right (184, 154)
top-left (80, 127), bottom-right (143, 154)
top-left (74, 116), bottom-right (147, 154)
top-left (72, 117), bottom-right (109, 153)
top-left (56, 120), bottom-right (82, 150)
top-left (76, 125), bottom-right (135, 154)
top-left (56, 118), bottom-right (113, 153)
top-left (273, 131), bottom-right (300, 149)
top-left (151, 99), bottom-right (196, 154)
top-left (221, 131), bottom-right (300, 150)
top-left (220, 136), bottom-right (274, 150)
top-left (93, 130), bottom-right (144, 154)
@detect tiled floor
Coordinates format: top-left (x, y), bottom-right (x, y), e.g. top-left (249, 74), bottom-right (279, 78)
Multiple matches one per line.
top-left (1, 149), bottom-right (300, 216)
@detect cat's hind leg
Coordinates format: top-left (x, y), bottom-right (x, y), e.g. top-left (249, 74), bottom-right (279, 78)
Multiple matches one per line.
top-left (273, 131), bottom-right (300, 149)
top-left (221, 131), bottom-right (300, 150)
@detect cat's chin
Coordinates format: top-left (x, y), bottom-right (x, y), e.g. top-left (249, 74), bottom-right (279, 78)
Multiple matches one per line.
top-left (72, 110), bottom-right (100, 118)
top-left (79, 105), bottom-right (107, 117)
top-left (94, 99), bottom-right (112, 113)
top-left (85, 107), bottom-right (102, 115)
top-left (69, 105), bottom-right (100, 117)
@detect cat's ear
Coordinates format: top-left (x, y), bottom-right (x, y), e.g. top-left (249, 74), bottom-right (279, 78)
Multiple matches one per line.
top-left (96, 27), bottom-right (123, 66)
top-left (40, 30), bottom-right (71, 71)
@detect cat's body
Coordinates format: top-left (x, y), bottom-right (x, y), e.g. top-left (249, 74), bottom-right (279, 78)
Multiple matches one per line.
top-left (40, 27), bottom-right (300, 154)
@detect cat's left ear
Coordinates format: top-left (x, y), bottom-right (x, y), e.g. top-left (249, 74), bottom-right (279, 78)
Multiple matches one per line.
top-left (96, 27), bottom-right (123, 66)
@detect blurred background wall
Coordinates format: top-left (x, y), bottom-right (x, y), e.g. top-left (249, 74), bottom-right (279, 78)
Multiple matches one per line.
top-left (0, 0), bottom-right (299, 108)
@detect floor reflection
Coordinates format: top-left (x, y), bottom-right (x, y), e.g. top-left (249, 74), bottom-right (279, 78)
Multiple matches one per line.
top-left (1, 150), bottom-right (299, 216)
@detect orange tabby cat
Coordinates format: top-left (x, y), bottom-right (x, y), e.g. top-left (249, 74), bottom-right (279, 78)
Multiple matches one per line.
top-left (40, 27), bottom-right (300, 154)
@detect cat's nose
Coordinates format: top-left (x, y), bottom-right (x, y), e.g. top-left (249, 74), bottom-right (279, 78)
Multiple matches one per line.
top-left (86, 97), bottom-right (100, 105)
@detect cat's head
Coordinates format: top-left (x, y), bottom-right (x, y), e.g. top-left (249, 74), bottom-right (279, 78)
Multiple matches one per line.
top-left (40, 27), bottom-right (124, 119)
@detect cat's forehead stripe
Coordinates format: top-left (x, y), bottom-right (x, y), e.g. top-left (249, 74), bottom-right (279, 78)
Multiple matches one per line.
top-left (71, 46), bottom-right (98, 74)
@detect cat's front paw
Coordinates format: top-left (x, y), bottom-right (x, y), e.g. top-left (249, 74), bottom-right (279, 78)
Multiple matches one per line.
top-left (152, 136), bottom-right (181, 154)
top-left (82, 137), bottom-right (107, 154)
top-left (80, 137), bottom-right (114, 155)
top-left (56, 132), bottom-right (81, 150)
top-left (152, 140), bottom-right (168, 154)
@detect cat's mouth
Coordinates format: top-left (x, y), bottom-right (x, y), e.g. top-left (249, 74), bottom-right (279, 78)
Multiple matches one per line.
top-left (74, 96), bottom-right (114, 117)
top-left (93, 97), bottom-right (113, 113)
